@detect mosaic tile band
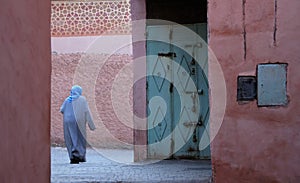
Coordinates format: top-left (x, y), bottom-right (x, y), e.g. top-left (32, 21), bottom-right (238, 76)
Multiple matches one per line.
top-left (51, 0), bottom-right (131, 37)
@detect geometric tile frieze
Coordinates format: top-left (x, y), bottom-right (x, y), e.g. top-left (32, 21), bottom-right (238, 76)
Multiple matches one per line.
top-left (51, 0), bottom-right (131, 37)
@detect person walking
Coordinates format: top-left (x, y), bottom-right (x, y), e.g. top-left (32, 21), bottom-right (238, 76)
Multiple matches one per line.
top-left (60, 85), bottom-right (96, 164)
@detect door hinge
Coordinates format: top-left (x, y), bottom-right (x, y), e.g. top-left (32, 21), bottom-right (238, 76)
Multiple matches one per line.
top-left (169, 28), bottom-right (173, 40)
top-left (169, 83), bottom-right (174, 93)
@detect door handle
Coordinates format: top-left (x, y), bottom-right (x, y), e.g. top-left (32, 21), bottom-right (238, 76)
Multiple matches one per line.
top-left (183, 121), bottom-right (202, 127)
top-left (158, 52), bottom-right (176, 58)
top-left (185, 90), bottom-right (204, 95)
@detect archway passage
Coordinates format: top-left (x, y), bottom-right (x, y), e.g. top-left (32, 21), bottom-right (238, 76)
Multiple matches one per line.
top-left (145, 0), bottom-right (210, 159)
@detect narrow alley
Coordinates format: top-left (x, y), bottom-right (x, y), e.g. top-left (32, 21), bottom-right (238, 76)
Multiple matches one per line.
top-left (51, 147), bottom-right (212, 183)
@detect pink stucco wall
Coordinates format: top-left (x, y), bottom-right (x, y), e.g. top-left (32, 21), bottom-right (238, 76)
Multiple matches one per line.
top-left (130, 0), bottom-right (148, 161)
top-left (131, 0), bottom-right (300, 181)
top-left (51, 36), bottom-right (132, 54)
top-left (208, 0), bottom-right (300, 182)
top-left (0, 0), bottom-right (51, 182)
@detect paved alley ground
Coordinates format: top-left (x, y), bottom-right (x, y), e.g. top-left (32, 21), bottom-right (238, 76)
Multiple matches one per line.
top-left (51, 147), bottom-right (212, 183)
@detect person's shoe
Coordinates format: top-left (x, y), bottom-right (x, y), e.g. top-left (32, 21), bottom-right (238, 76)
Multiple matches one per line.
top-left (79, 157), bottom-right (86, 162)
top-left (70, 158), bottom-right (79, 164)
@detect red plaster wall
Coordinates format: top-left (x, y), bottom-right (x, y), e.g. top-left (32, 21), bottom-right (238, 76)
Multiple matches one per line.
top-left (130, 0), bottom-right (148, 161)
top-left (0, 0), bottom-right (51, 182)
top-left (208, 0), bottom-right (300, 182)
top-left (51, 53), bottom-right (133, 149)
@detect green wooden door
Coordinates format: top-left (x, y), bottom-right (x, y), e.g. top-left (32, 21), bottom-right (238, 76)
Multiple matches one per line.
top-left (147, 24), bottom-right (210, 159)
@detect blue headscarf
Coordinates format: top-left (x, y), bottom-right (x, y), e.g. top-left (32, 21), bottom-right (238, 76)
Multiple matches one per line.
top-left (67, 85), bottom-right (82, 102)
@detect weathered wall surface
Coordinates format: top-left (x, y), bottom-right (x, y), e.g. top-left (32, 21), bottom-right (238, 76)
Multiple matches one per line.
top-left (51, 35), bottom-right (132, 54)
top-left (130, 0), bottom-right (148, 161)
top-left (0, 0), bottom-right (51, 182)
top-left (51, 53), bottom-right (133, 149)
top-left (208, 0), bottom-right (300, 182)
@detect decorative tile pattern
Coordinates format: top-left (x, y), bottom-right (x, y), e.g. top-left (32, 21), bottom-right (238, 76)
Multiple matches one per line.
top-left (51, 0), bottom-right (131, 36)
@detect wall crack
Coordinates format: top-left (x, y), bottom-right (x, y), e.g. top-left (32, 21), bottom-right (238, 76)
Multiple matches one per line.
top-left (242, 0), bottom-right (247, 61)
top-left (273, 0), bottom-right (278, 46)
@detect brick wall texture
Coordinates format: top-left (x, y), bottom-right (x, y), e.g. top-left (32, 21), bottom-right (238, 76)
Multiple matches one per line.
top-left (51, 53), bottom-right (133, 149)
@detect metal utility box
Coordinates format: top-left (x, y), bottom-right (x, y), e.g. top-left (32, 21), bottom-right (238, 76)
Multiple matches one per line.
top-left (257, 63), bottom-right (288, 106)
top-left (237, 76), bottom-right (257, 101)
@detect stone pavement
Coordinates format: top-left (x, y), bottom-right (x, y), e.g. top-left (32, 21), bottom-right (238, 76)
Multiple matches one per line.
top-left (51, 147), bottom-right (212, 183)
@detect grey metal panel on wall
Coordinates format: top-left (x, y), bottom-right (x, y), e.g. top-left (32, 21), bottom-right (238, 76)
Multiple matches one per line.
top-left (257, 64), bottom-right (288, 106)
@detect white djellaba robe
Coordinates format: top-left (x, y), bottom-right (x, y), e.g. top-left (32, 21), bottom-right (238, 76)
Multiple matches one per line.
top-left (60, 96), bottom-right (96, 161)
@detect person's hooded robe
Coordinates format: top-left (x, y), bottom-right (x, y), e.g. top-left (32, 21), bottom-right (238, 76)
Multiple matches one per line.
top-left (60, 85), bottom-right (96, 162)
